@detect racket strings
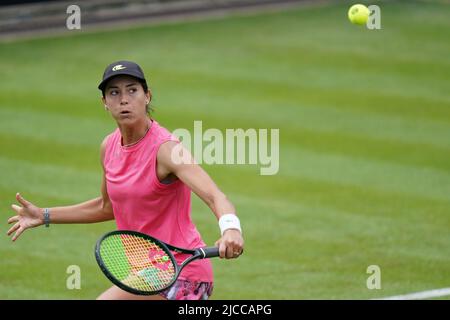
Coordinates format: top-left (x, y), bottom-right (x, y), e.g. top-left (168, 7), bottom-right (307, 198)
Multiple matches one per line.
top-left (100, 234), bottom-right (176, 292)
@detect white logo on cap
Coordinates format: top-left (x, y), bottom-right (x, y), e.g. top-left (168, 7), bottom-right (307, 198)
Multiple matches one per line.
top-left (112, 64), bottom-right (126, 71)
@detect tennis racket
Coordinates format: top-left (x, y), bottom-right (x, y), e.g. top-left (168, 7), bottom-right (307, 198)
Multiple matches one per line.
top-left (95, 230), bottom-right (219, 295)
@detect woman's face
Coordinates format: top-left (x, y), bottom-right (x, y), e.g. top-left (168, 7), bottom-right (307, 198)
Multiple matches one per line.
top-left (102, 75), bottom-right (151, 124)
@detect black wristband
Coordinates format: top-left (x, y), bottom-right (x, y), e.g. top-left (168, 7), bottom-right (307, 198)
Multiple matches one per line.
top-left (43, 208), bottom-right (50, 228)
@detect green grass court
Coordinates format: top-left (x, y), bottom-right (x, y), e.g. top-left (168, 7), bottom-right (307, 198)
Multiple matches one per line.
top-left (1, 0), bottom-right (449, 299)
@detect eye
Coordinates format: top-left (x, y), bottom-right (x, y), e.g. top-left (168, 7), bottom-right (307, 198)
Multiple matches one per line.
top-left (129, 88), bottom-right (137, 94)
top-left (109, 90), bottom-right (118, 96)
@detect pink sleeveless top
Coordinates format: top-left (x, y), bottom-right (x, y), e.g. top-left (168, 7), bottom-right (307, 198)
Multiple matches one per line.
top-left (103, 119), bottom-right (213, 282)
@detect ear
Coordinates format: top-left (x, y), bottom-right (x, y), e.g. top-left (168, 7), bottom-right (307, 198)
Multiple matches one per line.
top-left (101, 97), bottom-right (108, 110)
top-left (146, 90), bottom-right (152, 104)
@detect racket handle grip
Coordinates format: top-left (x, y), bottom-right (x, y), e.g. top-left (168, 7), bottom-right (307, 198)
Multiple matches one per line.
top-left (200, 247), bottom-right (220, 258)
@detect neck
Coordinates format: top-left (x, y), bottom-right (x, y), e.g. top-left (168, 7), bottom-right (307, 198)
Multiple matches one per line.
top-left (119, 118), bottom-right (151, 147)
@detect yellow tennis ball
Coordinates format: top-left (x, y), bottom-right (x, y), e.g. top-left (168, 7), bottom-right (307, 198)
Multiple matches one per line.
top-left (348, 4), bottom-right (370, 25)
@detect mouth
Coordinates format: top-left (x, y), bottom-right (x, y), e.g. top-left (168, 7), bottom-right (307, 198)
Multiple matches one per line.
top-left (120, 110), bottom-right (131, 115)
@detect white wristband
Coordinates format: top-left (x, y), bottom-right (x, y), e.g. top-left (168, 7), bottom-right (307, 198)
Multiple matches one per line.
top-left (219, 214), bottom-right (242, 236)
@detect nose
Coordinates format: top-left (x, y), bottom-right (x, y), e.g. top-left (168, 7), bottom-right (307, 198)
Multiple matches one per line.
top-left (120, 93), bottom-right (128, 105)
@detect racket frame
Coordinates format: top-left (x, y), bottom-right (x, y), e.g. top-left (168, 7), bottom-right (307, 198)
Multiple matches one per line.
top-left (95, 230), bottom-right (213, 296)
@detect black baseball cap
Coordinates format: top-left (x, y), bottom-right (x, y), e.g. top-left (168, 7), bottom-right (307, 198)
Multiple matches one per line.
top-left (98, 60), bottom-right (147, 91)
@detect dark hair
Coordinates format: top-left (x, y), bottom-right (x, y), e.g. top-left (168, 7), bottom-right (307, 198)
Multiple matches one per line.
top-left (102, 78), bottom-right (153, 115)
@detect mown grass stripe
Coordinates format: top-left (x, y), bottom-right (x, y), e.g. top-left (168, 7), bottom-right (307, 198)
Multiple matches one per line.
top-left (0, 107), bottom-right (112, 147)
top-left (0, 156), bottom-right (101, 202)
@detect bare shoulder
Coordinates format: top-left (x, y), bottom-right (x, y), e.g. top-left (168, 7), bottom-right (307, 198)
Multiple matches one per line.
top-left (158, 140), bottom-right (179, 156)
top-left (157, 140), bottom-right (180, 165)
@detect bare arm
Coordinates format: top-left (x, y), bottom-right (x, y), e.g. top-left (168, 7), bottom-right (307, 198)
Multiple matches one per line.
top-left (7, 137), bottom-right (114, 241)
top-left (157, 141), bottom-right (244, 259)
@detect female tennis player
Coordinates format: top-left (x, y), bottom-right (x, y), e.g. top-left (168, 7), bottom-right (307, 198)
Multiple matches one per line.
top-left (6, 60), bottom-right (244, 300)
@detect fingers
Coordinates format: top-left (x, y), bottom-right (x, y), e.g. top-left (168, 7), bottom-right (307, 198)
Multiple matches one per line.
top-left (9, 204), bottom-right (21, 225)
top-left (7, 194), bottom-right (32, 242)
top-left (7, 222), bottom-right (25, 242)
top-left (217, 241), bottom-right (237, 259)
top-left (11, 204), bottom-right (21, 214)
top-left (227, 246), bottom-right (237, 259)
top-left (7, 215), bottom-right (19, 224)
top-left (12, 226), bottom-right (25, 242)
top-left (216, 238), bottom-right (244, 259)
top-left (218, 241), bottom-right (227, 259)
top-left (233, 248), bottom-right (244, 257)
top-left (16, 193), bottom-right (30, 208)
top-left (7, 222), bottom-right (20, 236)
top-left (224, 246), bottom-right (242, 259)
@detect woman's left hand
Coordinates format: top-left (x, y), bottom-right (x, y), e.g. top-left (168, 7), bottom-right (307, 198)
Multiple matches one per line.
top-left (215, 229), bottom-right (244, 259)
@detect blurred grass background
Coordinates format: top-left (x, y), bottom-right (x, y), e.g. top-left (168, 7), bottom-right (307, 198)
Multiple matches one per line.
top-left (1, 0), bottom-right (450, 299)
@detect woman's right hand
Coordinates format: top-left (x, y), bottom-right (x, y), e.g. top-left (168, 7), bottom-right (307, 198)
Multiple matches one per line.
top-left (7, 193), bottom-right (44, 241)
